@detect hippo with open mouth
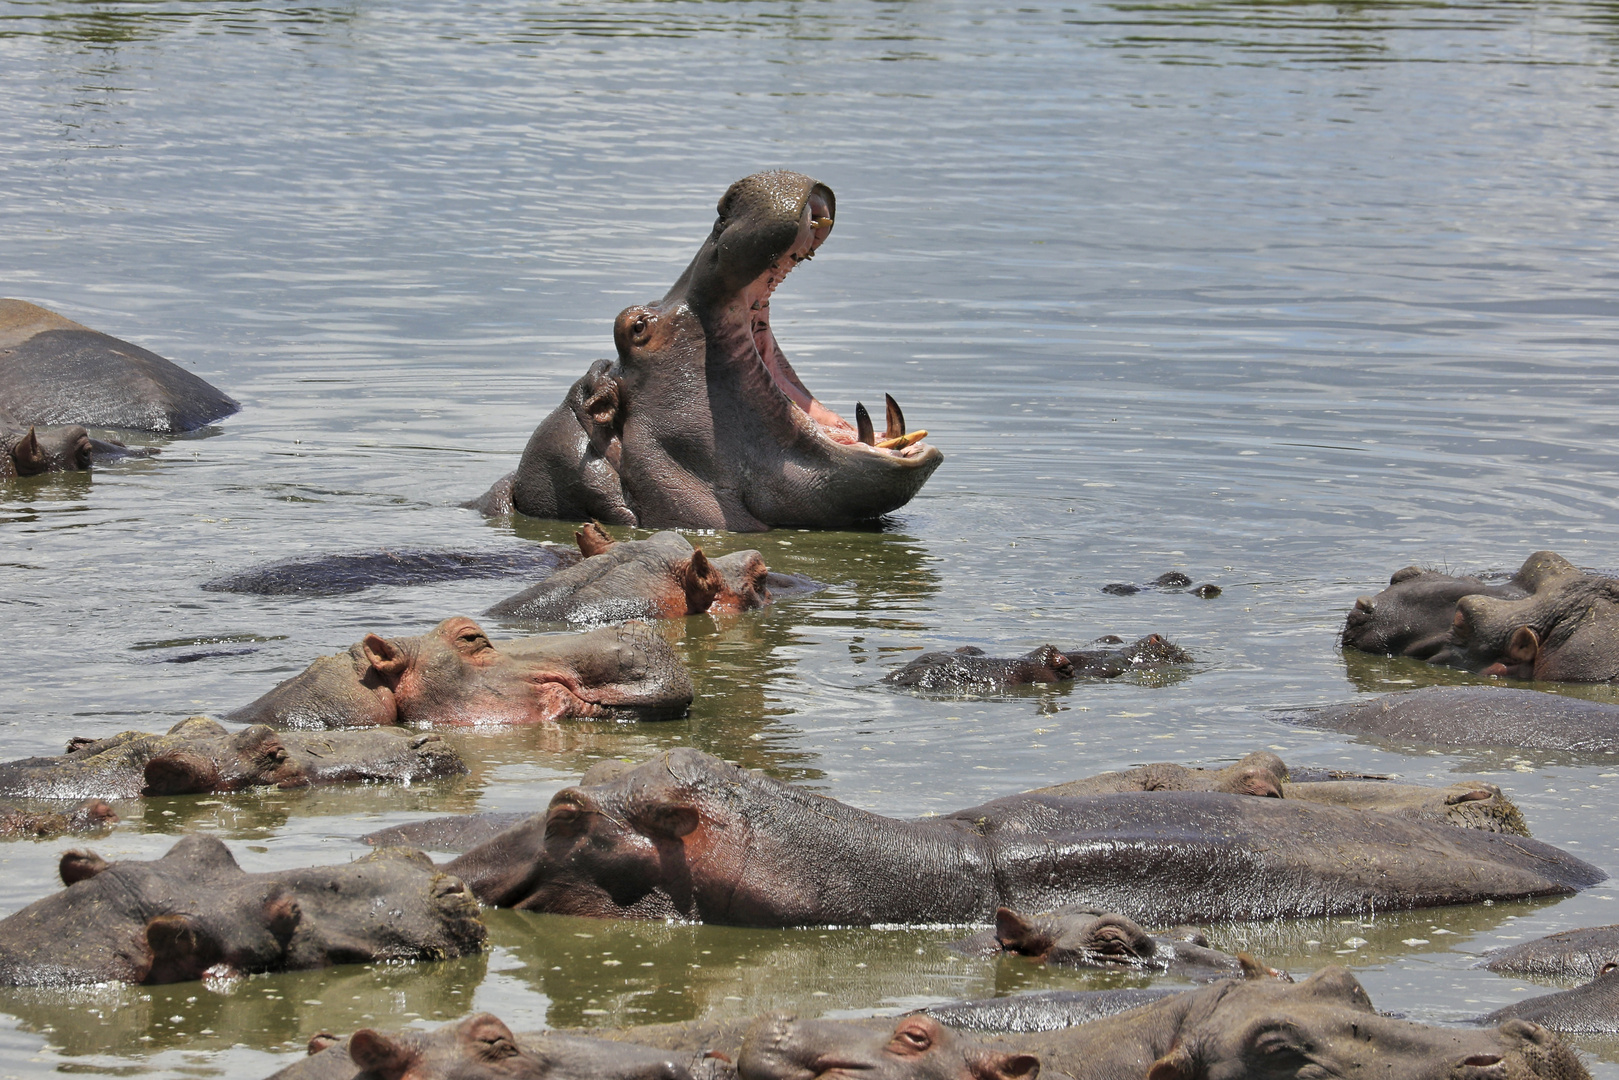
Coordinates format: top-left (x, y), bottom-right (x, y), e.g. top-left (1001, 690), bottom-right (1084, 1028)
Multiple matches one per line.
top-left (474, 171), bottom-right (943, 531)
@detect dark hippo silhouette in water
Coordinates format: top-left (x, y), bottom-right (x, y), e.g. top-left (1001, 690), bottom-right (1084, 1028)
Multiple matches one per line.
top-left (228, 617), bottom-right (693, 729)
top-left (0, 835), bottom-right (484, 986)
top-left (0, 299), bottom-right (237, 433)
top-left (440, 748), bottom-right (1601, 925)
top-left (882, 635), bottom-right (1192, 693)
top-left (473, 172), bottom-right (942, 531)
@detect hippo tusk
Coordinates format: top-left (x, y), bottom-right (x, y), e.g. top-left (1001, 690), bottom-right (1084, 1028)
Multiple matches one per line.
top-left (855, 402), bottom-right (875, 446)
top-left (876, 429), bottom-right (927, 451)
top-left (884, 394), bottom-right (906, 441)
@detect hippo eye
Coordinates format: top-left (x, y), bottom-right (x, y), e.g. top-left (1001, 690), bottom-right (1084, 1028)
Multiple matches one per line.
top-left (888, 1023), bottom-right (933, 1055)
top-left (1252, 1028), bottom-right (1308, 1063)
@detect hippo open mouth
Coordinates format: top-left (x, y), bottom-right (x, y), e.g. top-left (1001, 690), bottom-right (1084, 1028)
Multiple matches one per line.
top-left (477, 171), bottom-right (944, 531)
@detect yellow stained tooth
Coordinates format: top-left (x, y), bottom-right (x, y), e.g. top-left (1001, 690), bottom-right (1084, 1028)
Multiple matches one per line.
top-left (875, 429), bottom-right (927, 451)
top-left (811, 217), bottom-right (833, 229)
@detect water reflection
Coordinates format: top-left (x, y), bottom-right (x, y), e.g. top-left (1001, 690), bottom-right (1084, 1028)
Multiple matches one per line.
top-left (0, 0), bottom-right (357, 46)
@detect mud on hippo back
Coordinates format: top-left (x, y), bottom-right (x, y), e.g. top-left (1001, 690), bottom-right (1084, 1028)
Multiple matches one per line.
top-left (474, 172), bottom-right (942, 531)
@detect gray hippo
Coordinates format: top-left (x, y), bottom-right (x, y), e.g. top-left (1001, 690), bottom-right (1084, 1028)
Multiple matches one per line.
top-left (0, 716), bottom-right (464, 799)
top-left (882, 635), bottom-right (1192, 693)
top-left (439, 748), bottom-right (1602, 925)
top-left (473, 172), bottom-right (943, 530)
top-left (1342, 558), bottom-right (1537, 661)
top-left (1289, 685), bottom-right (1619, 755)
top-left (0, 299), bottom-right (237, 432)
top-left (227, 617), bottom-right (693, 728)
top-left (0, 798), bottom-right (117, 840)
top-left (0, 835), bottom-right (484, 986)
top-left (487, 524), bottom-right (811, 625)
top-left (1480, 967), bottom-right (1619, 1034)
top-left (0, 403), bottom-right (91, 479)
top-left (732, 967), bottom-right (1589, 1080)
top-left (1483, 925), bottom-right (1619, 981)
top-left (267, 1013), bottom-right (708, 1080)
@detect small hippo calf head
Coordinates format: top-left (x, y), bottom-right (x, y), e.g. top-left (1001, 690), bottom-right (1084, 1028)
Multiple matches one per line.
top-left (229, 617), bottom-right (693, 728)
top-left (278, 1013), bottom-right (698, 1080)
top-left (738, 1013), bottom-right (1038, 1080)
top-left (0, 835), bottom-right (485, 986)
top-left (992, 906), bottom-right (1252, 981)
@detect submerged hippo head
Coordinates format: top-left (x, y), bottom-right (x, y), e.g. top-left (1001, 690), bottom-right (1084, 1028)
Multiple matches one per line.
top-left (277, 1013), bottom-right (699, 1080)
top-left (0, 835), bottom-right (485, 986)
top-left (1342, 563), bottom-right (1534, 661)
top-left (0, 409), bottom-right (92, 480)
top-left (738, 1013), bottom-right (1038, 1080)
top-left (991, 906), bottom-right (1251, 980)
top-left (228, 617), bottom-right (693, 728)
top-left (1135, 966), bottom-right (1586, 1080)
top-left (487, 171), bottom-right (943, 531)
top-left (1427, 552), bottom-right (1619, 682)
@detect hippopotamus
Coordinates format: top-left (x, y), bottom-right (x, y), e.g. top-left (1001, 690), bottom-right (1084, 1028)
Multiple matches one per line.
top-left (268, 1013), bottom-right (707, 1080)
top-left (0, 403), bottom-right (92, 479)
top-left (882, 635), bottom-right (1192, 692)
top-left (918, 988), bottom-right (1183, 1033)
top-left (1479, 966), bottom-right (1619, 1034)
top-left (441, 748), bottom-right (1602, 925)
top-left (739, 967), bottom-right (1588, 1080)
top-left (1483, 925), bottom-right (1619, 980)
top-left (0, 835), bottom-right (484, 986)
top-left (0, 798), bottom-right (117, 840)
top-left (0, 716), bottom-right (465, 799)
top-left (0, 298), bottom-right (238, 432)
top-left (1025, 753), bottom-right (1526, 834)
top-left (227, 617), bottom-right (692, 728)
top-left (1102, 572), bottom-right (1221, 599)
top-left (473, 172), bottom-right (943, 531)
top-left (487, 524), bottom-right (809, 625)
top-left (1342, 559), bottom-right (1537, 660)
top-left (203, 545), bottom-right (579, 597)
top-left (1289, 685), bottom-right (1619, 755)
top-left (948, 906), bottom-right (1263, 982)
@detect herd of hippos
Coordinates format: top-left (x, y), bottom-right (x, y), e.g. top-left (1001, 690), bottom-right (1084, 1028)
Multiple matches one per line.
top-left (6, 170), bottom-right (1619, 1080)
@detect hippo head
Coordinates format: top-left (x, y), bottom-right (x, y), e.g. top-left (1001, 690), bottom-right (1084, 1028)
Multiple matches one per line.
top-left (1429, 552), bottom-right (1619, 682)
top-left (738, 1013), bottom-right (1038, 1080)
top-left (498, 171), bottom-right (943, 531)
top-left (2, 422), bottom-right (92, 478)
top-left (0, 836), bottom-right (484, 986)
top-left (1342, 564), bottom-right (1533, 661)
top-left (992, 906), bottom-right (1248, 980)
top-left (1144, 966), bottom-right (1587, 1080)
top-left (228, 617), bottom-right (693, 728)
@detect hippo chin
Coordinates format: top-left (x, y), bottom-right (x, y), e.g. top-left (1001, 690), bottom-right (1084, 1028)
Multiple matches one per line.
top-left (476, 171), bottom-right (943, 531)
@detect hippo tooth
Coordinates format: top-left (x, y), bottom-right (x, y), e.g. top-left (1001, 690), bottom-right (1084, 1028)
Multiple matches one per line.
top-left (884, 394), bottom-right (906, 440)
top-left (876, 429), bottom-right (927, 451)
top-left (811, 216), bottom-right (833, 229)
top-left (855, 403), bottom-right (875, 446)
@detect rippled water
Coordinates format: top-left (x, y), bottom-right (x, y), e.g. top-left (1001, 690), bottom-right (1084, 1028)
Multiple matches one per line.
top-left (5, 0), bottom-right (1619, 1076)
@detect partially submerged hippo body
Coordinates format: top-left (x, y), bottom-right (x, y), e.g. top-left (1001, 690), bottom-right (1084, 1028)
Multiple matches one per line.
top-left (0, 716), bottom-right (465, 799)
top-left (1292, 685), bottom-right (1619, 755)
top-left (488, 525), bottom-right (808, 625)
top-left (204, 545), bottom-right (579, 597)
top-left (1344, 551), bottom-right (1619, 682)
top-left (883, 635), bottom-right (1192, 692)
top-left (1480, 968), bottom-right (1619, 1035)
top-left (474, 172), bottom-right (942, 531)
top-left (738, 968), bottom-right (1589, 1080)
top-left (1026, 752), bottom-right (1528, 835)
top-left (269, 1013), bottom-right (707, 1080)
top-left (0, 798), bottom-right (117, 840)
top-left (0, 835), bottom-right (485, 986)
top-left (1484, 925), bottom-right (1619, 981)
top-left (919, 988), bottom-right (1182, 1033)
top-left (228, 618), bottom-right (692, 728)
top-left (0, 299), bottom-right (238, 432)
top-left (949, 906), bottom-right (1257, 982)
top-left (442, 748), bottom-right (1601, 925)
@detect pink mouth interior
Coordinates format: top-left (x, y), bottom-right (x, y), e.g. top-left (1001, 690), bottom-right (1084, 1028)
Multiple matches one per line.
top-left (740, 194), bottom-right (927, 456)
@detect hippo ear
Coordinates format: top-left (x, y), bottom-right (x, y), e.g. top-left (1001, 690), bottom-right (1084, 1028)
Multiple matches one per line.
top-left (145, 914), bottom-right (223, 984)
top-left (576, 521), bottom-right (617, 557)
top-left (1506, 626), bottom-right (1540, 665)
top-left (463, 1013), bottom-right (520, 1060)
top-left (681, 548), bottom-right (723, 613)
top-left (348, 1029), bottom-right (419, 1080)
top-left (362, 634), bottom-right (410, 682)
top-left (968, 1049), bottom-right (1041, 1080)
top-left (581, 375), bottom-right (621, 428)
top-left (60, 850), bottom-right (109, 885)
top-left (264, 890), bottom-right (302, 943)
top-left (11, 427), bottom-right (44, 474)
top-left (1146, 1044), bottom-right (1200, 1080)
top-left (307, 1032), bottom-right (340, 1055)
top-left (994, 907), bottom-right (1037, 951)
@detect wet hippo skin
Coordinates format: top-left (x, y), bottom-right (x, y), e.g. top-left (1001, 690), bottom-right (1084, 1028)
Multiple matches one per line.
top-left (474, 172), bottom-right (943, 531)
top-left (0, 298), bottom-right (238, 433)
top-left (1290, 685), bottom-right (1619, 755)
top-left (0, 836), bottom-right (485, 986)
top-left (441, 748), bottom-right (1603, 925)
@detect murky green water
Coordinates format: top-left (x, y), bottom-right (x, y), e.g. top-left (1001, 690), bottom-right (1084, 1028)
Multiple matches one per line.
top-left (5, 0), bottom-right (1619, 1075)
